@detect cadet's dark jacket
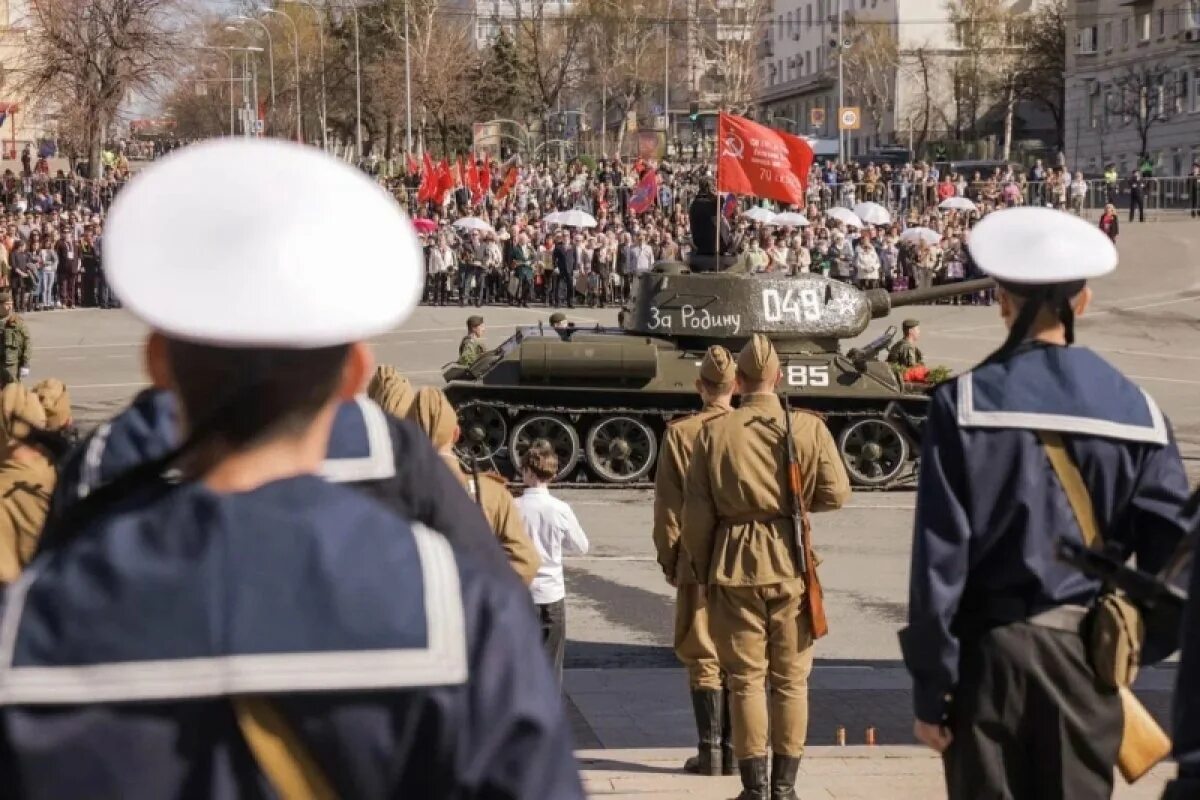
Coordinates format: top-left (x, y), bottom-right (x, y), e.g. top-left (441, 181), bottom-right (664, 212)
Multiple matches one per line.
top-left (0, 475), bottom-right (584, 798)
top-left (48, 391), bottom-right (508, 576)
top-left (899, 343), bottom-right (1189, 723)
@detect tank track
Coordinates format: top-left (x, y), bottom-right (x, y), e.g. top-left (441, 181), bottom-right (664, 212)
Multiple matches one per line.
top-left (457, 399), bottom-right (922, 492)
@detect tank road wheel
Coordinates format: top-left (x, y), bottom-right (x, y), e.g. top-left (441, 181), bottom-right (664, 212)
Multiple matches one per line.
top-left (585, 416), bottom-right (658, 484)
top-left (455, 404), bottom-right (508, 462)
top-left (837, 417), bottom-right (910, 488)
top-left (510, 415), bottom-right (581, 482)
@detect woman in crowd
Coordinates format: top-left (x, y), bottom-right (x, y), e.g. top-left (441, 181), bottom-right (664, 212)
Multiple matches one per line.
top-left (1099, 203), bottom-right (1120, 241)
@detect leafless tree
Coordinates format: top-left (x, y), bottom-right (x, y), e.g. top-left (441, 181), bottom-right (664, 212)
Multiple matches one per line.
top-left (693, 0), bottom-right (769, 114)
top-left (510, 0), bottom-right (587, 121)
top-left (579, 0), bottom-right (666, 156)
top-left (899, 45), bottom-right (948, 158)
top-left (20, 0), bottom-right (186, 177)
top-left (843, 17), bottom-right (899, 145)
top-left (1106, 64), bottom-right (1178, 160)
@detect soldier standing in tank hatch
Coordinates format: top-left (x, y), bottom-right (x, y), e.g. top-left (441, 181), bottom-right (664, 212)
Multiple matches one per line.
top-left (682, 334), bottom-right (851, 800)
top-left (652, 345), bottom-right (738, 777)
top-left (887, 319), bottom-right (923, 368)
top-left (899, 208), bottom-right (1190, 799)
top-left (687, 178), bottom-right (735, 272)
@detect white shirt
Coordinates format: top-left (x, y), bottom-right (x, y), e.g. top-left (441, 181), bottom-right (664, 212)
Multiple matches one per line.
top-left (515, 486), bottom-right (590, 605)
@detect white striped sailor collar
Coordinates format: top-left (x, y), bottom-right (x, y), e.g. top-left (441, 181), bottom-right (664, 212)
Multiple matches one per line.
top-left (0, 523), bottom-right (467, 705)
top-left (318, 395), bottom-right (396, 484)
top-left (955, 345), bottom-right (1168, 446)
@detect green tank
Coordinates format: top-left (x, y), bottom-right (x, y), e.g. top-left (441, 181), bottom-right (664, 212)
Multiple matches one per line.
top-left (442, 265), bottom-right (993, 488)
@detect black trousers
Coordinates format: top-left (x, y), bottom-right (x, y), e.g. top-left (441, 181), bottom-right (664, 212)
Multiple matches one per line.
top-left (1129, 193), bottom-right (1145, 222)
top-left (538, 599), bottom-right (566, 685)
top-left (944, 622), bottom-right (1121, 800)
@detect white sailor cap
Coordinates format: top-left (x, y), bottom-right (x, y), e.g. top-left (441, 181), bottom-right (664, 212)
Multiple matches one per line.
top-left (104, 139), bottom-right (422, 348)
top-left (967, 207), bottom-right (1117, 285)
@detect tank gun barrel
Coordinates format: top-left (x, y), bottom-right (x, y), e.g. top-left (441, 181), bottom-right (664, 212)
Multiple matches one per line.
top-left (866, 278), bottom-right (996, 318)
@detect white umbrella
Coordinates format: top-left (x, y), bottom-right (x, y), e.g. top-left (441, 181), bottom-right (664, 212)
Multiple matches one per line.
top-left (852, 201), bottom-right (891, 226)
top-left (825, 206), bottom-right (864, 229)
top-left (770, 211), bottom-right (810, 228)
top-left (453, 216), bottom-right (495, 233)
top-left (549, 209), bottom-right (598, 228)
top-left (900, 226), bottom-right (942, 246)
top-left (741, 206), bottom-right (777, 224)
top-left (938, 196), bottom-right (978, 213)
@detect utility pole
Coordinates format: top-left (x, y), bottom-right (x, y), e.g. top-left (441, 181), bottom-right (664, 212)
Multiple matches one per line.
top-left (353, 5), bottom-right (362, 160)
top-left (664, 0), bottom-right (672, 146)
top-left (404, 2), bottom-right (413, 155)
top-left (837, 0), bottom-right (845, 162)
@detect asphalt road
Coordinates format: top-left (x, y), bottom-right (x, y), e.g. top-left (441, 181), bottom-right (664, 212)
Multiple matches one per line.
top-left (24, 219), bottom-right (1200, 669)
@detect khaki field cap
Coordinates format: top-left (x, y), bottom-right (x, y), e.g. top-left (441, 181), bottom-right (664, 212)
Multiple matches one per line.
top-left (367, 365), bottom-right (415, 418)
top-left (31, 379), bottom-right (71, 431)
top-left (699, 345), bottom-right (736, 386)
top-left (737, 333), bottom-right (781, 382)
top-left (0, 384), bottom-right (46, 448)
top-left (406, 386), bottom-right (459, 449)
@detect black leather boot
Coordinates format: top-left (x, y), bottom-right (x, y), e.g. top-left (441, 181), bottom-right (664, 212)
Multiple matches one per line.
top-left (735, 757), bottom-right (769, 800)
top-left (682, 689), bottom-right (722, 775)
top-left (720, 688), bottom-right (735, 775)
top-left (770, 753), bottom-right (801, 800)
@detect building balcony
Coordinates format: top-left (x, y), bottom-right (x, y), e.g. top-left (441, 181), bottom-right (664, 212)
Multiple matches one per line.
top-left (757, 71), bottom-right (836, 103)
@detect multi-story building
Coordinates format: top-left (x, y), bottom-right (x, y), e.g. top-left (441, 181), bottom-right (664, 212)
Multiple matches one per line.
top-left (0, 0), bottom-right (52, 156)
top-left (1064, 0), bottom-right (1200, 176)
top-left (759, 0), bottom-right (1057, 161)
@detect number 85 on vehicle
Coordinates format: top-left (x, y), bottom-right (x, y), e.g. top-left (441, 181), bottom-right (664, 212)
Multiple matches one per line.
top-left (782, 363), bottom-right (830, 387)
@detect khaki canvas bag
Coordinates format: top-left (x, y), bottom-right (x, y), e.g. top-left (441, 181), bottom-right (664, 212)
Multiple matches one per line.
top-left (1039, 431), bottom-right (1144, 689)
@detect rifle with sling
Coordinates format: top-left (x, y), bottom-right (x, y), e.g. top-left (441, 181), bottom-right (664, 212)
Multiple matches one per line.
top-left (782, 394), bottom-right (829, 639)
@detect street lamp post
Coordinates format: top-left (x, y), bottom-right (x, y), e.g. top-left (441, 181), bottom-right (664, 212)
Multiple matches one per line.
top-left (280, 0), bottom-right (328, 151)
top-left (263, 8), bottom-right (304, 143)
top-left (228, 19), bottom-right (275, 106)
top-left (836, 0), bottom-right (845, 163)
top-left (664, 0), bottom-right (672, 144)
top-left (404, 1), bottom-right (412, 156)
top-left (352, 3), bottom-right (362, 160)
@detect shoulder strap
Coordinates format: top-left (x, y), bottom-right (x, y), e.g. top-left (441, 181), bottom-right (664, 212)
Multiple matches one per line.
top-left (1038, 430), bottom-right (1102, 549)
top-left (233, 696), bottom-right (338, 800)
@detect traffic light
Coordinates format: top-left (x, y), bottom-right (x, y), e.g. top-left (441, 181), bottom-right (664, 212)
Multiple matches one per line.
top-left (689, 102), bottom-right (700, 122)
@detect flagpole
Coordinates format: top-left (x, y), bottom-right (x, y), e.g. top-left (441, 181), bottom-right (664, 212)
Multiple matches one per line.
top-left (714, 111), bottom-right (721, 266)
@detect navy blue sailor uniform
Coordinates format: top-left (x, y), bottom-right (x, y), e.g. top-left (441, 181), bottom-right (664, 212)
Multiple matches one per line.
top-left (899, 342), bottom-right (1189, 798)
top-left (0, 474), bottom-right (584, 798)
top-left (45, 389), bottom-right (510, 575)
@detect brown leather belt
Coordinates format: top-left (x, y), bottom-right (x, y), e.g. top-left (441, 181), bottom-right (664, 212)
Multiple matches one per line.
top-left (720, 514), bottom-right (788, 526)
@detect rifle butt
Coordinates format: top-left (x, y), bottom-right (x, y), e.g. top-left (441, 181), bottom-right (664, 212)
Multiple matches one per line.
top-left (1117, 685), bottom-right (1171, 783)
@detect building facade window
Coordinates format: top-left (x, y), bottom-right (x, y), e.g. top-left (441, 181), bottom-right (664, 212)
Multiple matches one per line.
top-left (1103, 21), bottom-right (1112, 50)
top-left (1087, 86), bottom-right (1097, 128)
top-left (1187, 0), bottom-right (1200, 30)
top-left (1076, 26), bottom-right (1097, 53)
top-left (806, 4), bottom-right (812, 29)
top-left (1157, 9), bottom-right (1166, 37)
top-left (1121, 18), bottom-right (1129, 47)
top-left (1137, 11), bottom-right (1150, 41)
top-left (1191, 68), bottom-right (1200, 113)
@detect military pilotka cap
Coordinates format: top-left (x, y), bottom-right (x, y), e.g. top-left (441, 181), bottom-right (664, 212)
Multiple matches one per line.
top-left (699, 345), bottom-right (736, 385)
top-left (406, 386), bottom-right (458, 450)
top-left (549, 312), bottom-right (566, 325)
top-left (103, 139), bottom-right (422, 347)
top-left (737, 333), bottom-right (781, 381)
top-left (967, 208), bottom-right (1117, 286)
top-left (902, 319), bottom-right (919, 333)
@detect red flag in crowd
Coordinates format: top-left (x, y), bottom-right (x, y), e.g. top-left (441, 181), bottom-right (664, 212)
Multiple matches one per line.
top-left (406, 153), bottom-right (419, 177)
top-left (716, 112), bottom-right (814, 206)
top-left (435, 159), bottom-right (454, 205)
top-left (416, 152), bottom-right (437, 203)
top-left (495, 158), bottom-right (520, 202)
top-left (628, 168), bottom-right (658, 215)
top-left (480, 155), bottom-right (493, 194)
top-left (467, 158), bottom-right (483, 205)
top-left (722, 193), bottom-right (738, 219)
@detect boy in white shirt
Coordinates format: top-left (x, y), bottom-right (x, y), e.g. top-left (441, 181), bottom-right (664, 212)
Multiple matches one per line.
top-left (515, 439), bottom-right (590, 683)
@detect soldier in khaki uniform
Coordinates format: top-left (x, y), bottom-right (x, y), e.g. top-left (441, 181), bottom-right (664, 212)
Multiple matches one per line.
top-left (682, 334), bottom-right (851, 800)
top-left (0, 383), bottom-right (55, 583)
top-left (32, 378), bottom-right (73, 434)
top-left (367, 364), bottom-right (415, 418)
top-left (652, 345), bottom-right (737, 776)
top-left (407, 385), bottom-right (541, 586)
top-left (0, 291), bottom-right (31, 386)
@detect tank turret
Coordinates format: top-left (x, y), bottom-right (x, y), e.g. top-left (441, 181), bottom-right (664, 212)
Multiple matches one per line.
top-left (622, 263), bottom-right (993, 352)
top-left (442, 263), bottom-right (992, 490)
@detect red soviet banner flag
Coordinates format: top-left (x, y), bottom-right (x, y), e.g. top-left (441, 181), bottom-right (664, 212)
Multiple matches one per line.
top-left (716, 112), bottom-right (814, 206)
top-left (628, 168), bottom-right (658, 215)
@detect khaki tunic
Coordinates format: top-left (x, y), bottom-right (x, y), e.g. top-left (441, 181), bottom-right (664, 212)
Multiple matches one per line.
top-left (652, 402), bottom-right (731, 692)
top-left (441, 454), bottom-right (540, 586)
top-left (0, 455), bottom-right (55, 584)
top-left (652, 402), bottom-right (731, 586)
top-left (681, 392), bottom-right (851, 587)
top-left (2, 315), bottom-right (30, 385)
